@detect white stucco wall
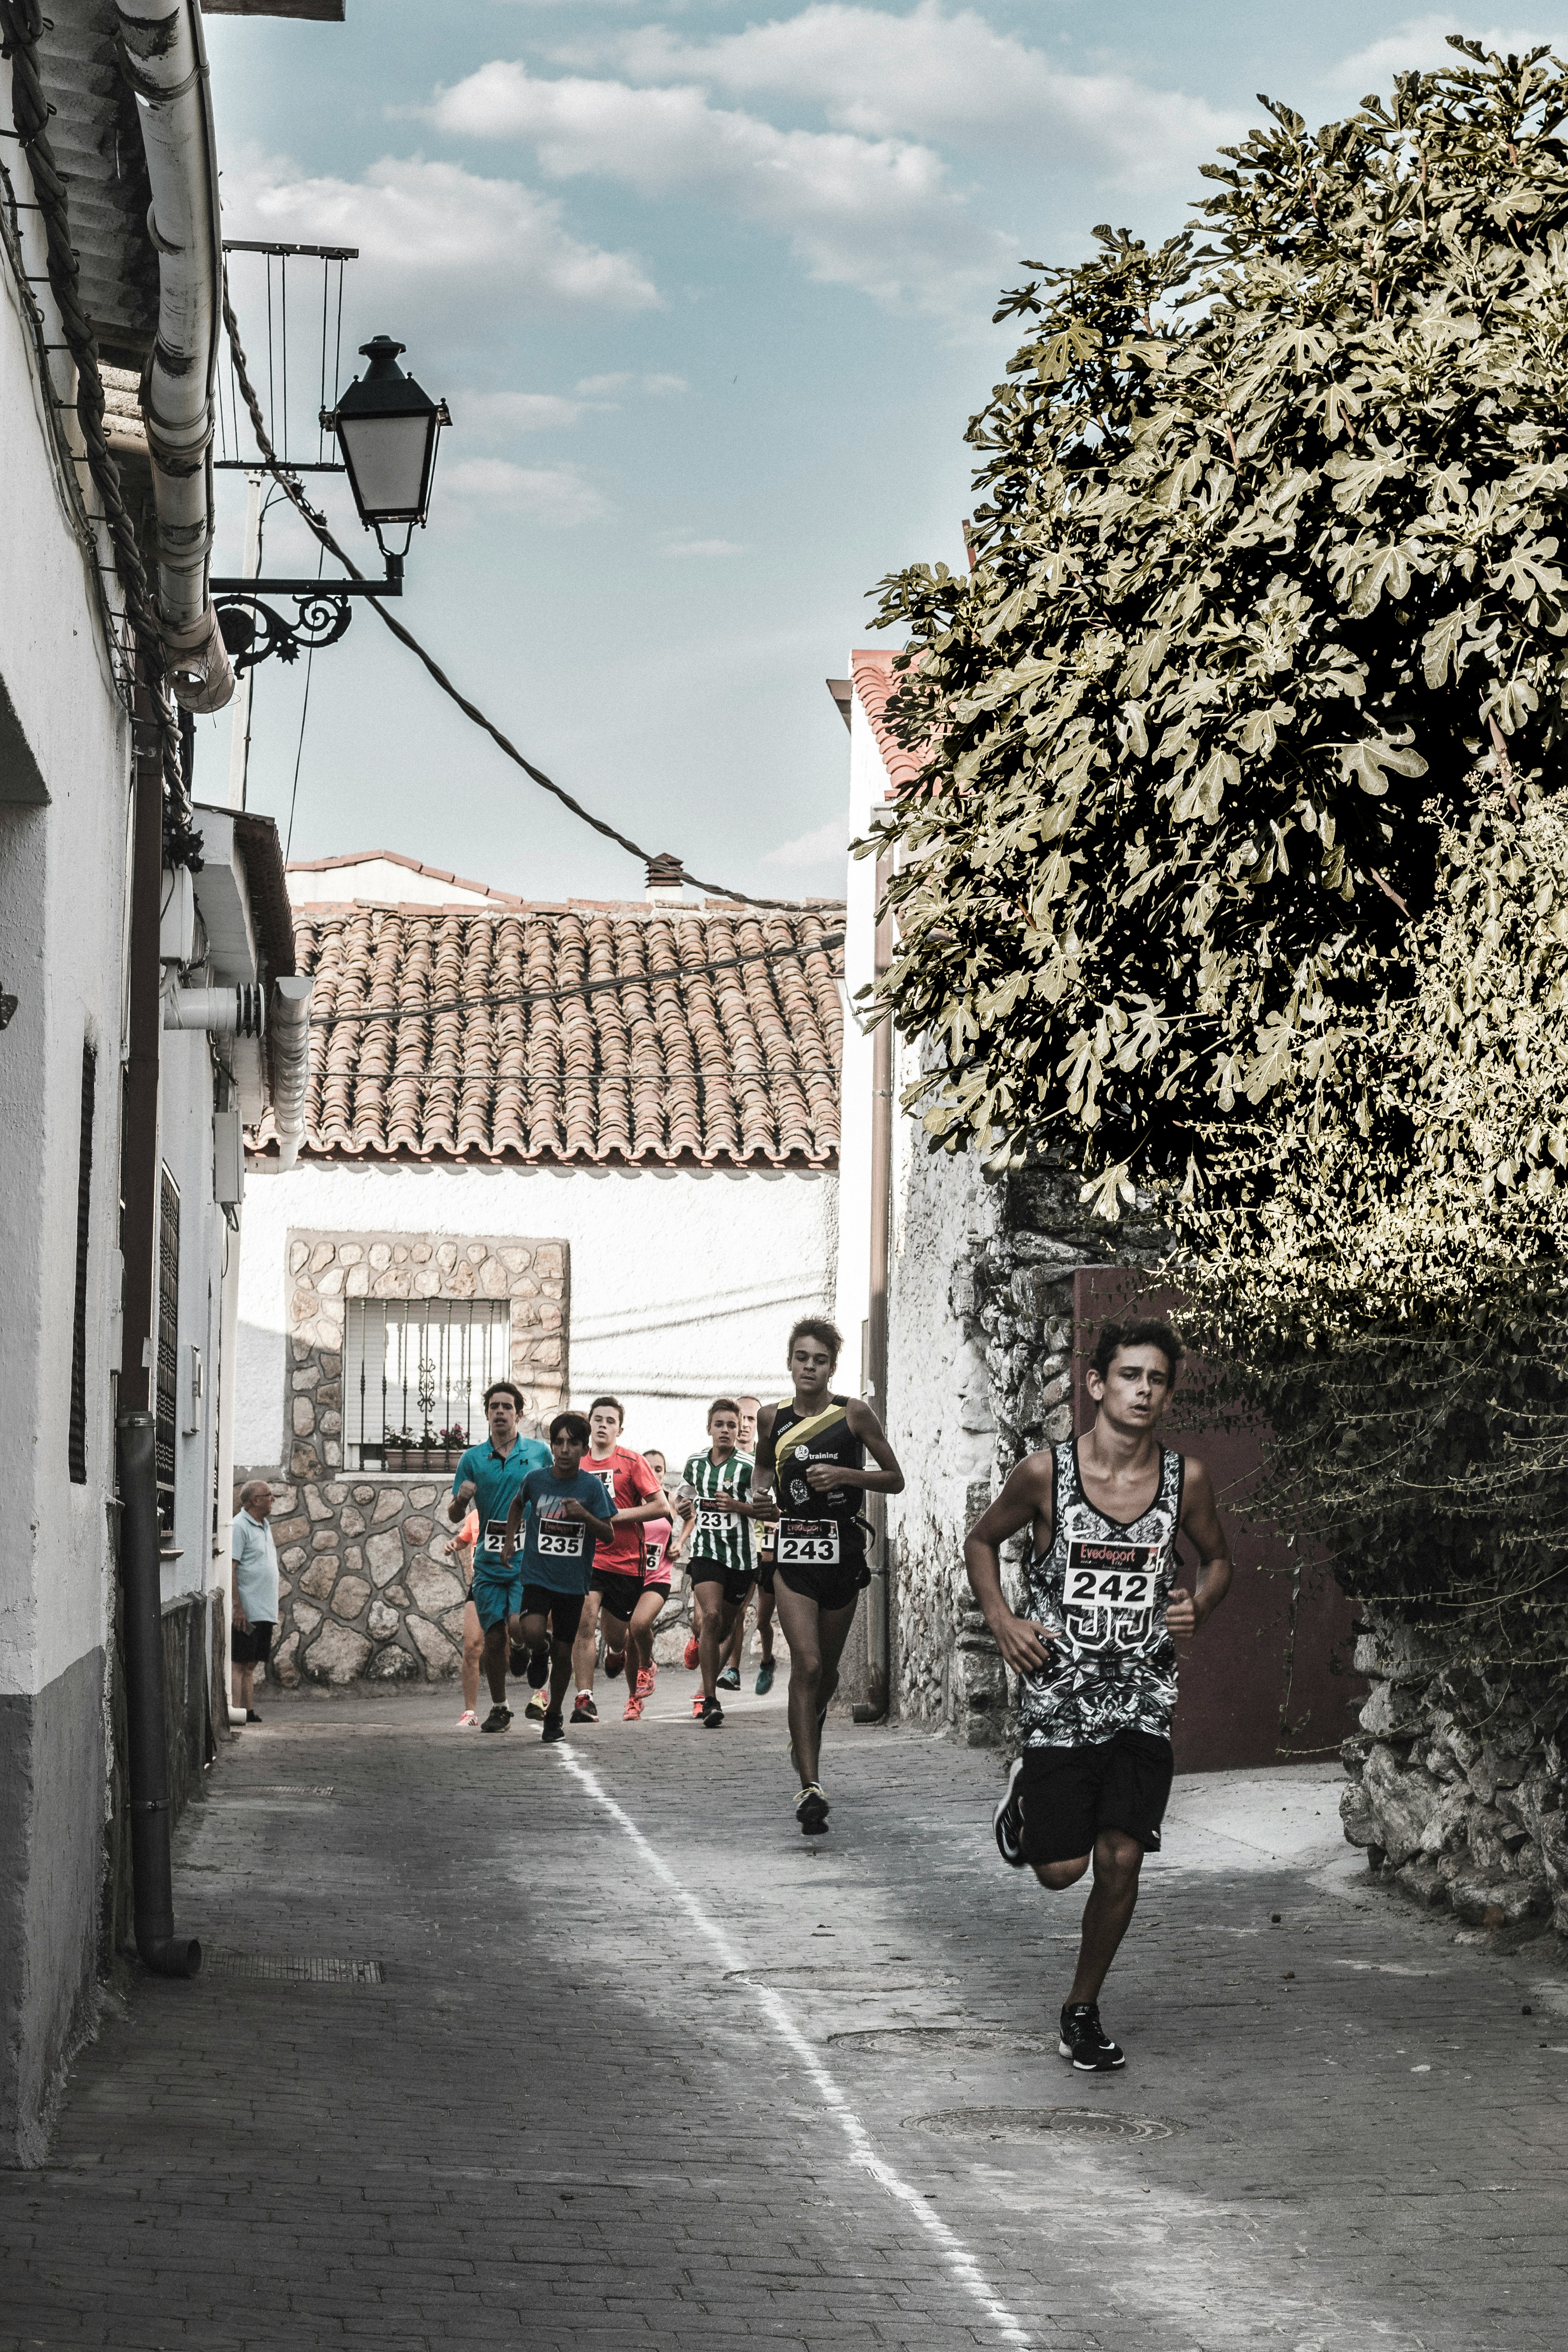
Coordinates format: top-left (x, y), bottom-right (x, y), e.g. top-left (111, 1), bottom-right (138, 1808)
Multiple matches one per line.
top-left (235, 1159), bottom-right (839, 1472)
top-left (156, 1028), bottom-right (230, 1605)
top-left (0, 196), bottom-right (133, 1703)
top-left (831, 683), bottom-right (896, 1389)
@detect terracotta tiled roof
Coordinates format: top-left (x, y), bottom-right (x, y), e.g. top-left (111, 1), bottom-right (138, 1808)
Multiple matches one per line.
top-left (850, 648), bottom-right (927, 795)
top-left (267, 900), bottom-right (844, 1169)
top-left (286, 849), bottom-right (525, 905)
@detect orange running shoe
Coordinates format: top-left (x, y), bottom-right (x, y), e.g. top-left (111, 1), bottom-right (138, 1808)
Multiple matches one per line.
top-left (635, 1667), bottom-right (655, 1698)
top-left (691, 1693), bottom-right (705, 1720)
top-left (683, 1635), bottom-right (700, 1670)
top-left (623, 1694), bottom-right (644, 1722)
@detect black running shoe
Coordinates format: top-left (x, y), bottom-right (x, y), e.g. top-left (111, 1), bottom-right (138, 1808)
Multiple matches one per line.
top-left (795, 1783), bottom-right (830, 1836)
top-left (570, 1693), bottom-right (598, 1724)
top-left (526, 1647), bottom-right (549, 1691)
top-left (1059, 2003), bottom-right (1125, 2071)
top-left (993, 1755), bottom-right (1026, 1868)
top-left (541, 1709), bottom-right (565, 1744)
top-left (702, 1694), bottom-right (725, 1728)
top-left (480, 1704), bottom-right (512, 1734)
top-left (509, 1640), bottom-right (527, 1678)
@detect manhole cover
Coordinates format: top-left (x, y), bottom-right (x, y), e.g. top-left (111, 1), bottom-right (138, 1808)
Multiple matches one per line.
top-left (830, 2026), bottom-right (1057, 2055)
top-left (202, 1954), bottom-right (383, 1984)
top-left (907, 2107), bottom-right (1176, 2142)
top-left (733, 1966), bottom-right (957, 1992)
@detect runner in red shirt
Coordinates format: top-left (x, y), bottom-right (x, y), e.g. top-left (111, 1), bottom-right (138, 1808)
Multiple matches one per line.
top-left (612, 1447), bottom-right (676, 1721)
top-left (575, 1397), bottom-right (667, 1724)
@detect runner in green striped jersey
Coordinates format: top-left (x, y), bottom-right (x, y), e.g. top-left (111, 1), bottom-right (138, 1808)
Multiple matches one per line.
top-left (683, 1400), bottom-right (764, 1728)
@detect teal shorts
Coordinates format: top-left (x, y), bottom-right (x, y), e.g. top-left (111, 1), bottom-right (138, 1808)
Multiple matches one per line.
top-left (469, 1568), bottom-right (523, 1632)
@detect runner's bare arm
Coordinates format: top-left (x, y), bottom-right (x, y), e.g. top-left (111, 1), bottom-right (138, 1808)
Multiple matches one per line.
top-left (503, 1493), bottom-right (525, 1561)
top-left (609, 1498), bottom-right (669, 1529)
top-left (1165, 1457), bottom-right (1232, 1637)
top-left (802, 1399), bottom-right (904, 1494)
top-left (963, 1456), bottom-right (1056, 1676)
top-left (448, 1478), bottom-right (477, 1524)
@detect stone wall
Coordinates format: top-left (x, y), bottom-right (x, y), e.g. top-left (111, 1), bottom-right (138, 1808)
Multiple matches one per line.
top-left (283, 1230), bottom-right (568, 1484)
top-left (250, 1475), bottom-right (472, 1687)
top-left (1339, 1606), bottom-right (1568, 1938)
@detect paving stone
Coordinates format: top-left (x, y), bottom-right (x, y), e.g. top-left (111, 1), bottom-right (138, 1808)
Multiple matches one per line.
top-left (3, 1686), bottom-right (1565, 2352)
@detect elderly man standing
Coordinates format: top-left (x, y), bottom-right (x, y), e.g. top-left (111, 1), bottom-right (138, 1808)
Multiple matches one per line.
top-left (231, 1480), bottom-right (279, 1725)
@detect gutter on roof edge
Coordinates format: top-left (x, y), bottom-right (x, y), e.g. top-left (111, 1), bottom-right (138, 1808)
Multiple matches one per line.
top-left (268, 975), bottom-right (313, 1171)
top-left (117, 0), bottom-right (234, 715)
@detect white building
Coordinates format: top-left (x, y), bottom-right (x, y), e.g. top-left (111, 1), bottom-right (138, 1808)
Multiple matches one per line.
top-left (233, 853), bottom-right (842, 1686)
top-left (0, 0), bottom-right (312, 2161)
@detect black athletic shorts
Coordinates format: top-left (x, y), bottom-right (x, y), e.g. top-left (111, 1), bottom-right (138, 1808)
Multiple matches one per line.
top-left (688, 1558), bottom-right (755, 1609)
top-left (774, 1550), bottom-right (870, 1614)
top-left (1017, 1729), bottom-right (1174, 1864)
top-left (591, 1569), bottom-right (646, 1623)
top-left (520, 1586), bottom-right (585, 1645)
top-left (231, 1619), bottom-right (275, 1667)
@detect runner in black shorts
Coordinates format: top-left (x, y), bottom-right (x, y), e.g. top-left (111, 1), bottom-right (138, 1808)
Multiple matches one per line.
top-left (718, 1397), bottom-right (778, 1695)
top-left (963, 1320), bottom-right (1232, 2071)
top-left (502, 1413), bottom-right (618, 1742)
top-left (753, 1318), bottom-right (904, 1836)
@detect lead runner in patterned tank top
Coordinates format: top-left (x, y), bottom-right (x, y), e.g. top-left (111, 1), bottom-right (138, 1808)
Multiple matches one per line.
top-left (962, 1319), bottom-right (1232, 2076)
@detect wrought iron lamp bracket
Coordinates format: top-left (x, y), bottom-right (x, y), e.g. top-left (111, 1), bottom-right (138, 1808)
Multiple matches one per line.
top-left (210, 568), bottom-right (401, 675)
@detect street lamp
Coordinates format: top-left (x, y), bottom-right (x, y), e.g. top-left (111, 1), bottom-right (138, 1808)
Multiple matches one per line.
top-left (326, 336), bottom-right (451, 585)
top-left (211, 329), bottom-right (451, 672)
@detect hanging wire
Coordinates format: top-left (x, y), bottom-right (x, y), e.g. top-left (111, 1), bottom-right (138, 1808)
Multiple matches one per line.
top-left (265, 253), bottom-right (276, 452)
top-left (284, 529), bottom-right (325, 862)
top-left (279, 249), bottom-right (289, 461)
top-left (317, 255), bottom-right (328, 465)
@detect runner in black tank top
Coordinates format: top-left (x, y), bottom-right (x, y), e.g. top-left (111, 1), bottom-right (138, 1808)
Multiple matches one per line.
top-left (963, 1320), bottom-right (1232, 2072)
top-left (753, 1317), bottom-right (906, 1837)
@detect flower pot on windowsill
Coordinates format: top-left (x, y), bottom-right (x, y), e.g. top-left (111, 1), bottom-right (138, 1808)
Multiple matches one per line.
top-left (382, 1446), bottom-right (465, 1473)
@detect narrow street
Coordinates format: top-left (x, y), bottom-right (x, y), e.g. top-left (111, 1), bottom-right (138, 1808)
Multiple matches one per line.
top-left (4, 1679), bottom-right (1566, 2352)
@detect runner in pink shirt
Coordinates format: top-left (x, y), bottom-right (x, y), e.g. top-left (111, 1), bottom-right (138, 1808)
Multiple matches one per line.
top-left (580, 1399), bottom-right (669, 1723)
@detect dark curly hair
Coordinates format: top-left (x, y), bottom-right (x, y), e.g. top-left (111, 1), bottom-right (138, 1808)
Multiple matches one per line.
top-left (1090, 1319), bottom-right (1184, 1385)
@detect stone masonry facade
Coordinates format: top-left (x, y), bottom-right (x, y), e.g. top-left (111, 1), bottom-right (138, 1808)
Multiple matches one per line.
top-left (1339, 1607), bottom-right (1568, 1940)
top-left (240, 1230), bottom-right (569, 1686)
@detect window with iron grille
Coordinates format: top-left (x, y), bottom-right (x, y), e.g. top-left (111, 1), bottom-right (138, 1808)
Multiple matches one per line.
top-left (342, 1297), bottom-right (512, 1470)
top-left (68, 1042), bottom-right (96, 1483)
top-left (155, 1166), bottom-right (180, 1534)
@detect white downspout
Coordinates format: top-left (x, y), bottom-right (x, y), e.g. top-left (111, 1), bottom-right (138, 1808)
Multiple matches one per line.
top-left (116, 0), bottom-right (234, 715)
top-left (268, 975), bottom-right (314, 1172)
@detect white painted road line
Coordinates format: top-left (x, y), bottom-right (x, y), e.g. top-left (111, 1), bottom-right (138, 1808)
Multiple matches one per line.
top-left (556, 1747), bottom-right (1033, 2351)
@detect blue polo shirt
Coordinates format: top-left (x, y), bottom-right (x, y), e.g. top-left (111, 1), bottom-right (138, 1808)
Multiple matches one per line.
top-left (455, 1436), bottom-right (551, 1579)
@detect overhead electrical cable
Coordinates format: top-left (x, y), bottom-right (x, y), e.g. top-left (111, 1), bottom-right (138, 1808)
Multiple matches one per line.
top-left (222, 279), bottom-right (817, 915)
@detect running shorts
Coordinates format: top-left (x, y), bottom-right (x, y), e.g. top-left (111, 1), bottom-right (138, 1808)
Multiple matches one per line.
top-left (591, 1568), bottom-right (646, 1623)
top-left (470, 1568), bottom-right (524, 1633)
top-left (1016, 1730), bottom-right (1174, 1863)
top-left (688, 1557), bottom-right (754, 1609)
top-left (521, 1585), bottom-right (585, 1645)
top-left (773, 1519), bottom-right (870, 1614)
top-left (230, 1618), bottom-right (275, 1666)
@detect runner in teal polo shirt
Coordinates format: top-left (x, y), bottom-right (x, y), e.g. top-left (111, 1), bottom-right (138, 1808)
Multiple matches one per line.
top-left (446, 1381), bottom-right (551, 1732)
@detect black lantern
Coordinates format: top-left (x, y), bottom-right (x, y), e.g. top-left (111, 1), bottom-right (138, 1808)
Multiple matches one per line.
top-left (326, 336), bottom-right (450, 579)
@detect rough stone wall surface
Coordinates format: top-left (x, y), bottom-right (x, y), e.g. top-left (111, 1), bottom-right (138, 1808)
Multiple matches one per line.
top-left (1339, 1605), bottom-right (1568, 1937)
top-left (283, 1231), bottom-right (567, 1485)
top-left (887, 1145), bottom-right (1166, 1749)
top-left (228, 1476), bottom-right (475, 1688)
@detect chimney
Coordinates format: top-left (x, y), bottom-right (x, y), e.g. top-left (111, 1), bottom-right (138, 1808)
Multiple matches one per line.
top-left (645, 852), bottom-right (686, 904)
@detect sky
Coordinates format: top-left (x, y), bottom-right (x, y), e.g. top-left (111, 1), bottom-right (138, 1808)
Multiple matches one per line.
top-left (196, 3), bottom-right (1568, 903)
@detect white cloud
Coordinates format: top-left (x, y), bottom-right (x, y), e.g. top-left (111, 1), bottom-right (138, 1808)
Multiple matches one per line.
top-left (576, 371), bottom-right (687, 395)
top-left (665, 537), bottom-right (745, 557)
top-left (431, 63), bottom-right (1011, 311)
top-left (456, 389), bottom-right (598, 436)
top-left (1327, 15), bottom-right (1550, 88)
top-left (220, 147), bottom-right (659, 316)
top-left (763, 813), bottom-right (848, 872)
top-left (586, 2), bottom-right (1246, 190)
top-left (440, 457), bottom-right (609, 524)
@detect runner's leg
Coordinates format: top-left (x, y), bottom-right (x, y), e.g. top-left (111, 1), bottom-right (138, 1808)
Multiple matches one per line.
top-left (461, 1600), bottom-right (482, 1716)
top-left (756, 1580), bottom-right (776, 1663)
top-left (481, 1620), bottom-right (508, 1706)
top-left (772, 1583), bottom-right (857, 1787)
top-left (572, 1588), bottom-right (602, 1706)
top-left (627, 1583), bottom-right (665, 1687)
top-left (1060, 1831), bottom-right (1144, 2007)
top-left (696, 1581), bottom-right (741, 1699)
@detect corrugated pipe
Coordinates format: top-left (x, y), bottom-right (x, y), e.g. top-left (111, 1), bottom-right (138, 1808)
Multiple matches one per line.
top-left (163, 983), bottom-right (264, 1035)
top-left (116, 0), bottom-right (233, 715)
top-left (116, 1412), bottom-right (202, 1979)
top-left (268, 974), bottom-right (313, 1170)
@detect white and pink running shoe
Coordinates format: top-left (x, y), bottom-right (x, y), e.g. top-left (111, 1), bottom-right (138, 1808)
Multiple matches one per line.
top-left (457, 1709), bottom-right (478, 1728)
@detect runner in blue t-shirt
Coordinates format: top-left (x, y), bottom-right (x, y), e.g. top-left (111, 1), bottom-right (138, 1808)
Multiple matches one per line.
top-left (503, 1411), bottom-right (617, 1743)
top-left (446, 1381), bottom-right (551, 1733)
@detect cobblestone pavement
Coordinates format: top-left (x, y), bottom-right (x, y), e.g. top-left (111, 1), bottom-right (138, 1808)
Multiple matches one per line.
top-left (4, 1669), bottom-right (1567, 2351)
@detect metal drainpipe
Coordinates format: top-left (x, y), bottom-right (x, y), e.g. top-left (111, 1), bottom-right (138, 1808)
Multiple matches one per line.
top-left (857, 849), bottom-right (894, 1722)
top-left (116, 689), bottom-right (200, 1978)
